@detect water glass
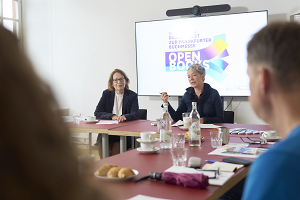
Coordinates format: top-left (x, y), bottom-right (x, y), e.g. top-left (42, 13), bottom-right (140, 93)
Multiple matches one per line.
top-left (172, 132), bottom-right (185, 148)
top-left (182, 112), bottom-right (190, 128)
top-left (156, 118), bottom-right (161, 133)
top-left (171, 148), bottom-right (187, 167)
top-left (73, 113), bottom-right (81, 124)
top-left (210, 131), bottom-right (223, 148)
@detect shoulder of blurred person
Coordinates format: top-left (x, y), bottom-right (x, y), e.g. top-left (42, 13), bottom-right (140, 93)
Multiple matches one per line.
top-left (241, 21), bottom-right (300, 200)
top-left (0, 26), bottom-right (111, 200)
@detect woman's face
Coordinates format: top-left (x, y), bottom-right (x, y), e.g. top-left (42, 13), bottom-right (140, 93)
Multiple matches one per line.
top-left (187, 69), bottom-right (205, 89)
top-left (112, 72), bottom-right (126, 94)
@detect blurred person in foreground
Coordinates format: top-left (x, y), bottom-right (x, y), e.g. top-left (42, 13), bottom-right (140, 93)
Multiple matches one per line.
top-left (241, 22), bottom-right (300, 199)
top-left (0, 26), bottom-right (109, 200)
top-left (94, 69), bottom-right (139, 158)
top-left (160, 63), bottom-right (223, 123)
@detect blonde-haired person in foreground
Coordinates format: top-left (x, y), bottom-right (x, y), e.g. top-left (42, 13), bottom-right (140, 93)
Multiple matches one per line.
top-left (0, 26), bottom-right (110, 199)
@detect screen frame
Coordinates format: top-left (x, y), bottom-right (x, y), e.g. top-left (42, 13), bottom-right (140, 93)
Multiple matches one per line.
top-left (135, 10), bottom-right (268, 97)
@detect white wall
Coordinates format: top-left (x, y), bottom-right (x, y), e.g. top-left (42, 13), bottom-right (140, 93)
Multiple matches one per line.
top-left (22, 0), bottom-right (300, 125)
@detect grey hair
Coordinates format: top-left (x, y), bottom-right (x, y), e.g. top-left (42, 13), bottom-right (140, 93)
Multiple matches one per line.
top-left (188, 63), bottom-right (206, 81)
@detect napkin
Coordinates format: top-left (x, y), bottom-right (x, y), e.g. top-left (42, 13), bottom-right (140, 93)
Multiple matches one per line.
top-left (172, 120), bottom-right (183, 126)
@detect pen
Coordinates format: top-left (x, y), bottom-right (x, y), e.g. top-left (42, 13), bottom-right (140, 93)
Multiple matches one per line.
top-left (205, 160), bottom-right (228, 163)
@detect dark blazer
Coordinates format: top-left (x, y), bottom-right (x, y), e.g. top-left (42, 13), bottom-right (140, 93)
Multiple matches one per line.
top-left (94, 89), bottom-right (139, 121)
top-left (168, 84), bottom-right (223, 123)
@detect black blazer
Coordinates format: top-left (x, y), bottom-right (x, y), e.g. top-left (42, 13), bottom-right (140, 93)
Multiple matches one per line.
top-left (94, 89), bottom-right (139, 121)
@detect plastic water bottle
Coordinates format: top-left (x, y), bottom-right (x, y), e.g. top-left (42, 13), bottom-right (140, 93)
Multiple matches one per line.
top-left (189, 102), bottom-right (201, 147)
top-left (160, 103), bottom-right (172, 149)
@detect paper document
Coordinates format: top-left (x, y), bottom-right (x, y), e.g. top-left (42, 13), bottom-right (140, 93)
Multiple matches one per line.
top-left (172, 121), bottom-right (221, 129)
top-left (62, 116), bottom-right (73, 122)
top-left (200, 124), bottom-right (221, 129)
top-left (96, 120), bottom-right (119, 125)
top-left (208, 143), bottom-right (268, 158)
top-left (127, 195), bottom-right (171, 200)
top-left (165, 166), bottom-right (234, 186)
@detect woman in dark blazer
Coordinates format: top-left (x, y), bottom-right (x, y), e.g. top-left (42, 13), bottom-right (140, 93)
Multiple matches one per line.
top-left (161, 63), bottom-right (223, 123)
top-left (94, 69), bottom-right (139, 158)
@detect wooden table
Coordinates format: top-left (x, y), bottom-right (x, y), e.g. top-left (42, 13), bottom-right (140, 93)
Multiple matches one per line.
top-left (93, 123), bottom-right (271, 200)
top-left (67, 120), bottom-right (147, 157)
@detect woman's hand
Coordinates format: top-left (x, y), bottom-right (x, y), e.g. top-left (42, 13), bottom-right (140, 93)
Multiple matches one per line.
top-left (111, 115), bottom-right (127, 122)
top-left (200, 118), bottom-right (204, 124)
top-left (161, 92), bottom-right (169, 103)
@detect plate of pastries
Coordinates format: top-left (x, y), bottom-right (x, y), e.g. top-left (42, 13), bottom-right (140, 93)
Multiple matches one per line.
top-left (185, 132), bottom-right (204, 141)
top-left (94, 163), bottom-right (138, 182)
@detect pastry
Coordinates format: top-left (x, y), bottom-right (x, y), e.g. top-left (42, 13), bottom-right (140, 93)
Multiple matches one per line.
top-left (96, 164), bottom-right (118, 176)
top-left (118, 168), bottom-right (135, 178)
top-left (185, 132), bottom-right (203, 139)
top-left (107, 167), bottom-right (121, 178)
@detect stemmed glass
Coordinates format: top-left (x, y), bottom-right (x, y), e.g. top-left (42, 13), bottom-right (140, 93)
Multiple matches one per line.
top-left (73, 113), bottom-right (81, 124)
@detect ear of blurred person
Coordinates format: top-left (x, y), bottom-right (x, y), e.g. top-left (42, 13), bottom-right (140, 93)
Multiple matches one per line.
top-left (0, 26), bottom-right (110, 199)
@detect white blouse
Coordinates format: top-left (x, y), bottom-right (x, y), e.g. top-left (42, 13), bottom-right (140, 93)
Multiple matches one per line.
top-left (112, 92), bottom-right (123, 116)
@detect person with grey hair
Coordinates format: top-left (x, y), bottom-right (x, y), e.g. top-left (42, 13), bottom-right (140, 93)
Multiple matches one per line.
top-left (161, 63), bottom-right (223, 123)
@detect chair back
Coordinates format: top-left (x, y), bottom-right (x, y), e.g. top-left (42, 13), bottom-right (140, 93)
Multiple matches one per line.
top-left (224, 111), bottom-right (234, 123)
top-left (139, 109), bottom-right (147, 120)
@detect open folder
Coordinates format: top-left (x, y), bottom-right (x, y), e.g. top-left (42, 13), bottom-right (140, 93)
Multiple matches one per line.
top-left (202, 162), bottom-right (244, 172)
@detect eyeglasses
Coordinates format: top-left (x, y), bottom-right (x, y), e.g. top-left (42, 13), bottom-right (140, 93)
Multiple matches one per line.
top-left (240, 137), bottom-right (266, 145)
top-left (113, 77), bottom-right (125, 82)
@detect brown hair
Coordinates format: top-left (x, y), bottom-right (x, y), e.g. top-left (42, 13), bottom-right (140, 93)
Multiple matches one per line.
top-left (247, 21), bottom-right (300, 91)
top-left (107, 68), bottom-right (130, 91)
top-left (0, 27), bottom-right (109, 199)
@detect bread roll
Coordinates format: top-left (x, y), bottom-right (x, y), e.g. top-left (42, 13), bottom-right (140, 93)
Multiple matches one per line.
top-left (96, 164), bottom-right (118, 176)
top-left (107, 167), bottom-right (121, 178)
top-left (118, 168), bottom-right (135, 178)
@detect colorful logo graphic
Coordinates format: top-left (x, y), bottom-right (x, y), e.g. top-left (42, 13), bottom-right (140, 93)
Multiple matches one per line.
top-left (165, 34), bottom-right (229, 83)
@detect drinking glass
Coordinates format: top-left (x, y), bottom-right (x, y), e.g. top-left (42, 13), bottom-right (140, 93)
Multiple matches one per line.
top-left (156, 118), bottom-right (161, 133)
top-left (210, 131), bottom-right (223, 148)
top-left (73, 113), bottom-right (81, 124)
top-left (171, 148), bottom-right (187, 167)
top-left (172, 133), bottom-right (185, 148)
top-left (182, 112), bottom-right (190, 128)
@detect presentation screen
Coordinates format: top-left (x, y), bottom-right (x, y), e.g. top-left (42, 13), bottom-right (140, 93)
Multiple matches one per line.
top-left (135, 10), bottom-right (268, 96)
